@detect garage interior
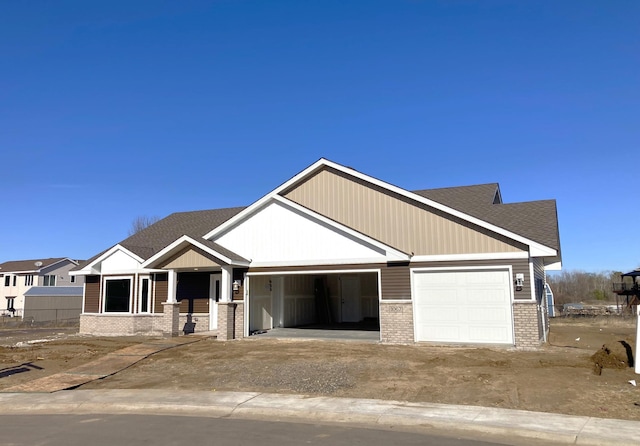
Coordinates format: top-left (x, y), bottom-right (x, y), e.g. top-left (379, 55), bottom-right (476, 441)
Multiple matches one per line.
top-left (248, 272), bottom-right (380, 341)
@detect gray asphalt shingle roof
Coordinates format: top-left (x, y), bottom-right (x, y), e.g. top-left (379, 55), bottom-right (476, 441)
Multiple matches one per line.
top-left (0, 258), bottom-right (71, 274)
top-left (75, 207), bottom-right (248, 270)
top-left (78, 180), bottom-right (559, 271)
top-left (413, 184), bottom-right (560, 251)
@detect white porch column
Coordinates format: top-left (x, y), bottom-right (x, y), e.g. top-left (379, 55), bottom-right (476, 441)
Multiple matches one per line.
top-left (221, 266), bottom-right (233, 303)
top-left (167, 270), bottom-right (177, 303)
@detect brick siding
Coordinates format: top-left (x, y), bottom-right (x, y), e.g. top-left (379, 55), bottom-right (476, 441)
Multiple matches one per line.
top-left (79, 313), bottom-right (164, 336)
top-left (380, 301), bottom-right (414, 344)
top-left (234, 302), bottom-right (244, 339)
top-left (513, 301), bottom-right (543, 349)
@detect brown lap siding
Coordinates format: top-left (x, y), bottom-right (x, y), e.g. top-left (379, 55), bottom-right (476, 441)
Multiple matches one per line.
top-left (153, 273), bottom-right (168, 313)
top-left (84, 275), bottom-right (101, 313)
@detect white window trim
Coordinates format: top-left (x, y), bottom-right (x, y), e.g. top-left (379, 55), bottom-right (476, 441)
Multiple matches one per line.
top-left (102, 275), bottom-right (134, 313)
top-left (138, 275), bottom-right (151, 314)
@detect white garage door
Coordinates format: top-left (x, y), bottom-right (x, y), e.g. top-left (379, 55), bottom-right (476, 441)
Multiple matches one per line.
top-left (413, 269), bottom-right (514, 344)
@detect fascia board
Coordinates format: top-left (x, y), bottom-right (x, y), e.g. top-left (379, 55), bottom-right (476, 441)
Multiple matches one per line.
top-left (544, 261), bottom-right (562, 271)
top-left (82, 244), bottom-right (145, 272)
top-left (141, 235), bottom-right (249, 268)
top-left (530, 245), bottom-right (558, 257)
top-left (70, 267), bottom-right (167, 276)
top-left (273, 195), bottom-right (410, 261)
top-left (0, 269), bottom-right (38, 274)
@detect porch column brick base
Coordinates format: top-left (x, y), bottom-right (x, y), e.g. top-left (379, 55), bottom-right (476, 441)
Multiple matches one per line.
top-left (217, 302), bottom-right (237, 341)
top-left (162, 302), bottom-right (181, 337)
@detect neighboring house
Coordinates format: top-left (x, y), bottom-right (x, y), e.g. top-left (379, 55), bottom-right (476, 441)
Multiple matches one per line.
top-left (0, 258), bottom-right (85, 321)
top-left (71, 159), bottom-right (561, 348)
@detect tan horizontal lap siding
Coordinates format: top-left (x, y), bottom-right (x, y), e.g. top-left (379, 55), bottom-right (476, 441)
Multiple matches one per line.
top-left (283, 167), bottom-right (526, 256)
top-left (84, 275), bottom-right (101, 313)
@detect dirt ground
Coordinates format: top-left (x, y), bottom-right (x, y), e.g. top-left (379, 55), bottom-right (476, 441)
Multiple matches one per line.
top-left (1, 318), bottom-right (640, 421)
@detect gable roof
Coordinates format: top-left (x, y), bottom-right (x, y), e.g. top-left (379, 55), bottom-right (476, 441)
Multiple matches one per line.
top-left (77, 159), bottom-right (561, 271)
top-left (206, 159), bottom-right (559, 259)
top-left (0, 258), bottom-right (78, 274)
top-left (74, 207), bottom-right (247, 271)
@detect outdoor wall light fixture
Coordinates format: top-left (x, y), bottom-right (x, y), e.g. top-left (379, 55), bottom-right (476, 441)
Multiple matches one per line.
top-left (515, 273), bottom-right (524, 291)
top-left (233, 280), bottom-right (241, 294)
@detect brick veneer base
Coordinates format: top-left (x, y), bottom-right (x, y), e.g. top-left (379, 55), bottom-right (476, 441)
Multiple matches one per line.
top-left (513, 301), bottom-right (543, 350)
top-left (178, 314), bottom-right (210, 334)
top-left (380, 301), bottom-right (414, 344)
top-left (79, 313), bottom-right (164, 336)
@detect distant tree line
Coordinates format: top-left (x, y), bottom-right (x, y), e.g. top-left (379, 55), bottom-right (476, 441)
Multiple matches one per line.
top-left (547, 270), bottom-right (624, 306)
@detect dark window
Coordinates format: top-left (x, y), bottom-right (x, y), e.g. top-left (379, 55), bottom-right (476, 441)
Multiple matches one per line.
top-left (25, 275), bottom-right (34, 286)
top-left (140, 278), bottom-right (149, 313)
top-left (105, 279), bottom-right (131, 312)
top-left (12, 276), bottom-right (16, 286)
top-left (70, 275), bottom-right (76, 283)
top-left (6, 297), bottom-right (14, 311)
top-left (4, 276), bottom-right (9, 287)
top-left (43, 275), bottom-right (56, 286)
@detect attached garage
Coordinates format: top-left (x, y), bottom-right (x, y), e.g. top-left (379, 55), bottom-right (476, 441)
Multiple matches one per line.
top-left (412, 268), bottom-right (514, 345)
top-left (247, 271), bottom-right (380, 337)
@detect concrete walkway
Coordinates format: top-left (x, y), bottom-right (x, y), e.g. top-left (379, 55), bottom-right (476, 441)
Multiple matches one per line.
top-left (1, 335), bottom-right (208, 393)
top-left (0, 389), bottom-right (639, 445)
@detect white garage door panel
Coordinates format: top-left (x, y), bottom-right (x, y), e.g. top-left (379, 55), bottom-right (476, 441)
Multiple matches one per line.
top-left (414, 269), bottom-right (514, 344)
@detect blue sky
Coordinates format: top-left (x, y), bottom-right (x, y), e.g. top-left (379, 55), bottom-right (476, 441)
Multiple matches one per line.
top-left (1, 1), bottom-right (638, 273)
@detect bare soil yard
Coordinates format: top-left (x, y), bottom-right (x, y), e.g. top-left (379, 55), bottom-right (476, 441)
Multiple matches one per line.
top-left (1, 318), bottom-right (639, 421)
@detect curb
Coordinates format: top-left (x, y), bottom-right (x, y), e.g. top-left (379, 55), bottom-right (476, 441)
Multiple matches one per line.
top-left (0, 390), bottom-right (639, 445)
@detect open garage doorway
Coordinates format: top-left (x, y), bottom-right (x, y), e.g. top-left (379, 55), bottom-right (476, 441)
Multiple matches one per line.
top-left (247, 271), bottom-right (380, 341)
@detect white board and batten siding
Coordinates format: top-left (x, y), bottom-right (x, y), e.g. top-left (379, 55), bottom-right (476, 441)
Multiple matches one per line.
top-left (214, 200), bottom-right (389, 266)
top-left (412, 268), bottom-right (514, 345)
top-left (100, 250), bottom-right (142, 272)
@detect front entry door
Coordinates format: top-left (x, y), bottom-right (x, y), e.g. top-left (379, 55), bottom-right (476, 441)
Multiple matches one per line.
top-left (209, 273), bottom-right (222, 330)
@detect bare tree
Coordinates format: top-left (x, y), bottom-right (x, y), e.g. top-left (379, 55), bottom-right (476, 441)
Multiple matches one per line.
top-left (128, 215), bottom-right (160, 236)
top-left (547, 270), bottom-right (621, 305)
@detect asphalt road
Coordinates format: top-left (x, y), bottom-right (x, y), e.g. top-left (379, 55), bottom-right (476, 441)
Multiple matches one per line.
top-left (0, 414), bottom-right (505, 446)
